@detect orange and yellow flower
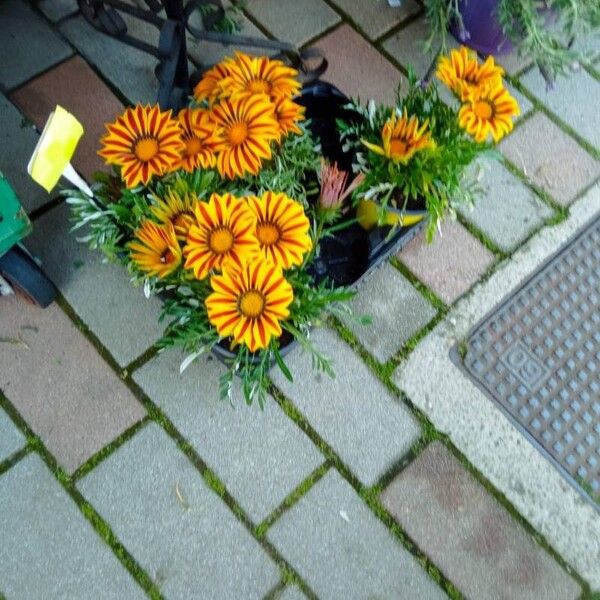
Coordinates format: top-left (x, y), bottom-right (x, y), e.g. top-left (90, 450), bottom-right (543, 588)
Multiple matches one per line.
top-left (211, 94), bottom-right (280, 179)
top-left (206, 257), bottom-right (294, 352)
top-left (436, 46), bottom-right (504, 100)
top-left (193, 62), bottom-right (232, 105)
top-left (99, 104), bottom-right (184, 188)
top-left (272, 95), bottom-right (305, 138)
top-left (458, 83), bottom-right (520, 143)
top-left (362, 109), bottom-right (436, 164)
top-left (184, 192), bottom-right (259, 280)
top-left (150, 189), bottom-right (197, 241)
top-left (247, 191), bottom-right (312, 270)
top-left (219, 52), bottom-right (301, 101)
top-left (129, 219), bottom-right (182, 278)
top-left (175, 108), bottom-right (218, 172)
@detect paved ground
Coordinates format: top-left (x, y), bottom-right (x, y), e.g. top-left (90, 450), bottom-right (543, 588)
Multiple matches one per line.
top-left (1, 1), bottom-right (599, 598)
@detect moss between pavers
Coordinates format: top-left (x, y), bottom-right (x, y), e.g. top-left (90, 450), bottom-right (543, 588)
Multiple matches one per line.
top-left (0, 446), bottom-right (31, 477)
top-left (122, 379), bottom-right (319, 599)
top-left (0, 392), bottom-right (164, 599)
top-left (507, 73), bottom-right (600, 161)
top-left (255, 463), bottom-right (331, 540)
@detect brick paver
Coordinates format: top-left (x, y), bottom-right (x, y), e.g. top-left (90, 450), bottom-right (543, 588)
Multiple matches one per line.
top-left (458, 158), bottom-right (554, 252)
top-left (399, 220), bottom-right (495, 304)
top-left (26, 204), bottom-right (164, 367)
top-left (0, 0), bottom-right (72, 90)
top-left (500, 112), bottom-right (600, 205)
top-left (78, 424), bottom-right (280, 599)
top-left (311, 24), bottom-right (403, 105)
top-left (329, 0), bottom-right (421, 40)
top-left (0, 93), bottom-right (47, 213)
top-left (348, 262), bottom-right (436, 361)
top-left (0, 408), bottom-right (25, 463)
top-left (245, 0), bottom-right (340, 47)
top-left (0, 454), bottom-right (143, 599)
top-left (271, 328), bottom-right (421, 485)
top-left (268, 470), bottom-right (447, 599)
top-left (381, 442), bottom-right (581, 600)
top-left (133, 350), bottom-right (324, 523)
top-left (520, 68), bottom-right (600, 150)
top-left (0, 295), bottom-right (145, 473)
top-left (11, 56), bottom-right (124, 180)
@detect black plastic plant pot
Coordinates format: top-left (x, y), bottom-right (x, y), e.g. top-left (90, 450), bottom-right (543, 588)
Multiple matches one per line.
top-left (297, 80), bottom-right (427, 288)
top-left (210, 330), bottom-right (297, 366)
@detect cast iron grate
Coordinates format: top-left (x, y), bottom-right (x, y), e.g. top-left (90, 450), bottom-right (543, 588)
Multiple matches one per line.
top-left (454, 215), bottom-right (600, 509)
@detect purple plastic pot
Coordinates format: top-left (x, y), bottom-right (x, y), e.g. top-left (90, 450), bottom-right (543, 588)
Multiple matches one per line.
top-left (450, 0), bottom-right (513, 56)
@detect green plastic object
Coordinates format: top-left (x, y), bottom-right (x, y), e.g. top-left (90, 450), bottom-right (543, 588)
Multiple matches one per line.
top-left (0, 173), bottom-right (32, 257)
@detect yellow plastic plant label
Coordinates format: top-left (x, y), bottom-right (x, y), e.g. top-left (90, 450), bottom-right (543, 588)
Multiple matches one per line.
top-left (27, 105), bottom-right (84, 193)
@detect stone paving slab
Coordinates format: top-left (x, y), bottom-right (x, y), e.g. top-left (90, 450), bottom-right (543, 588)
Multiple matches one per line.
top-left (500, 112), bottom-right (600, 206)
top-left (245, 0), bottom-right (340, 47)
top-left (382, 17), bottom-right (449, 79)
top-left (496, 48), bottom-right (533, 75)
top-left (11, 55), bottom-right (124, 180)
top-left (381, 441), bottom-right (580, 600)
top-left (312, 24), bottom-right (404, 105)
top-left (348, 262), bottom-right (437, 361)
top-left (394, 184), bottom-right (600, 588)
top-left (0, 453), bottom-right (143, 600)
top-left (0, 93), bottom-right (48, 213)
top-left (268, 470), bottom-right (447, 600)
top-left (271, 328), bottom-right (421, 485)
top-left (37, 0), bottom-right (79, 22)
top-left (0, 408), bottom-right (25, 463)
top-left (133, 350), bottom-right (324, 523)
top-left (0, 0), bottom-right (73, 91)
top-left (0, 295), bottom-right (145, 473)
top-left (399, 220), bottom-right (495, 305)
top-left (78, 423), bottom-right (280, 599)
top-left (331, 0), bottom-right (420, 40)
top-left (186, 1), bottom-right (271, 67)
top-left (458, 158), bottom-right (554, 252)
top-left (520, 68), bottom-right (600, 150)
top-left (60, 15), bottom-right (160, 105)
top-left (26, 203), bottom-right (164, 367)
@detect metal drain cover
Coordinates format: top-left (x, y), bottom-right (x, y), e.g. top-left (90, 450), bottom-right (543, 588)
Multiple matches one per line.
top-left (456, 215), bottom-right (600, 508)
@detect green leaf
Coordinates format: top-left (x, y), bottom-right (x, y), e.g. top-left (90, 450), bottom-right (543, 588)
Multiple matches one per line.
top-left (273, 344), bottom-right (294, 383)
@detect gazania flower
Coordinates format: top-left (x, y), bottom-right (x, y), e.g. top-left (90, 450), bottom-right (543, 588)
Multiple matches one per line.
top-left (184, 192), bottom-right (259, 280)
top-left (362, 109), bottom-right (435, 164)
top-left (99, 104), bottom-right (184, 188)
top-left (206, 257), bottom-right (294, 352)
top-left (247, 191), bottom-right (312, 270)
top-left (272, 95), bottom-right (305, 138)
top-left (211, 94), bottom-right (280, 179)
top-left (129, 220), bottom-right (182, 278)
top-left (436, 46), bottom-right (504, 100)
top-left (219, 52), bottom-right (301, 101)
top-left (150, 189), bottom-right (197, 241)
top-left (175, 108), bottom-right (218, 172)
top-left (459, 83), bottom-right (520, 143)
top-left (193, 62), bottom-right (232, 104)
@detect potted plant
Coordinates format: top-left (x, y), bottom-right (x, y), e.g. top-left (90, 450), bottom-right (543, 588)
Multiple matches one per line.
top-left (331, 46), bottom-right (520, 241)
top-left (65, 52), bottom-right (366, 407)
top-left (423, 0), bottom-right (600, 83)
